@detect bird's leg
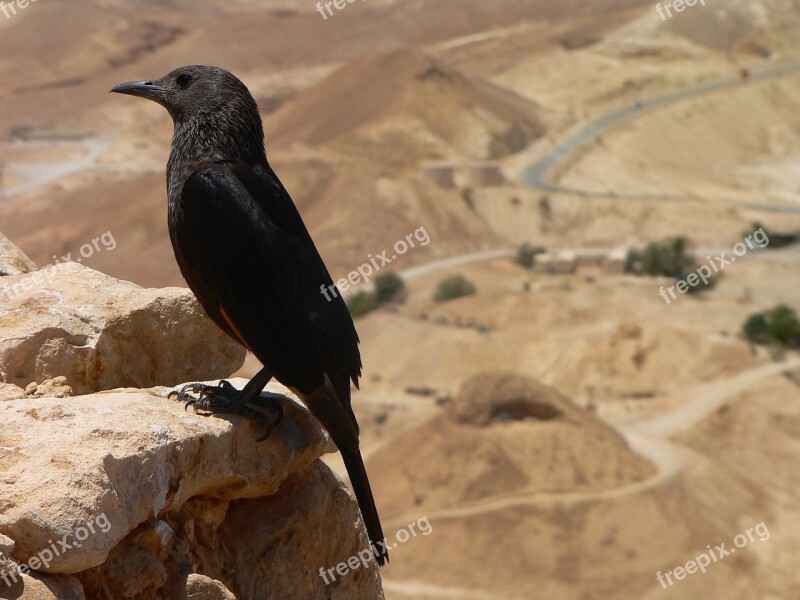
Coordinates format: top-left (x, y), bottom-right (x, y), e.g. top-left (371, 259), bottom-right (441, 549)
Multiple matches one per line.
top-left (169, 367), bottom-right (282, 440)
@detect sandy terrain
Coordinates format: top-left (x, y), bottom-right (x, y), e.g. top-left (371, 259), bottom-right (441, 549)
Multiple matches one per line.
top-left (1, 0), bottom-right (800, 598)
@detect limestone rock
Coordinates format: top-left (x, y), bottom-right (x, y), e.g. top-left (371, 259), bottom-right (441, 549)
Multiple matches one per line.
top-left (0, 379), bottom-right (383, 600)
top-left (24, 376), bottom-right (73, 398)
top-left (0, 232), bottom-right (36, 277)
top-left (186, 574), bottom-right (236, 600)
top-left (0, 264), bottom-right (246, 394)
top-left (78, 463), bottom-right (383, 599)
top-left (2, 572), bottom-right (86, 600)
top-left (0, 381), bottom-right (25, 401)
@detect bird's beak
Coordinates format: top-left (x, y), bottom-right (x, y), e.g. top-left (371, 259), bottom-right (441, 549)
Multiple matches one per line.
top-left (109, 80), bottom-right (169, 103)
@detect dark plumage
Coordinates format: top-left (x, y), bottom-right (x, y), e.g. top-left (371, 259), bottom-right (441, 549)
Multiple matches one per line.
top-left (111, 65), bottom-right (387, 565)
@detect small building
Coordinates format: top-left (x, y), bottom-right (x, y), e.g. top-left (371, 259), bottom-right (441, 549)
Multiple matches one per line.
top-left (461, 163), bottom-right (505, 187)
top-left (534, 251), bottom-right (577, 274)
top-left (604, 248), bottom-right (628, 274)
top-left (421, 164), bottom-right (457, 189)
top-left (575, 251), bottom-right (606, 269)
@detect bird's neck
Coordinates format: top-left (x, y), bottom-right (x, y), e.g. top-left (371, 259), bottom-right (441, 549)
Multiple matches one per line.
top-left (166, 112), bottom-right (267, 198)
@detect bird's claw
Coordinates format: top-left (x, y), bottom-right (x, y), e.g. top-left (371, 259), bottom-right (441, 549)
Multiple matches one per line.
top-left (168, 380), bottom-right (282, 441)
top-left (168, 380), bottom-right (239, 411)
top-left (245, 399), bottom-right (284, 442)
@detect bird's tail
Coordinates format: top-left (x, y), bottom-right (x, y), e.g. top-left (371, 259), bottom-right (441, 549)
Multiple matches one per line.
top-left (339, 444), bottom-right (389, 566)
top-left (301, 380), bottom-right (389, 566)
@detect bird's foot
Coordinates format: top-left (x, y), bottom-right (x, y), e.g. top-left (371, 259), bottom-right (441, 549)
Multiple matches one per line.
top-left (171, 379), bottom-right (241, 411)
top-left (169, 380), bottom-right (283, 441)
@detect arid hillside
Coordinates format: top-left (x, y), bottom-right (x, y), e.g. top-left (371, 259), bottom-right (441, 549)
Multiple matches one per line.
top-left (2, 0), bottom-right (800, 598)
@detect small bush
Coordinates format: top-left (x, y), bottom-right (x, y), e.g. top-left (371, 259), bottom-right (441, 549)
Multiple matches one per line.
top-left (639, 237), bottom-right (694, 278)
top-left (743, 221), bottom-right (767, 242)
top-left (374, 272), bottom-right (405, 304)
top-left (434, 275), bottom-right (477, 302)
top-left (516, 243), bottom-right (546, 269)
top-left (347, 291), bottom-right (379, 319)
top-left (681, 271), bottom-right (718, 295)
top-left (742, 221), bottom-right (794, 249)
top-left (625, 248), bottom-right (641, 274)
top-left (743, 304), bottom-right (800, 348)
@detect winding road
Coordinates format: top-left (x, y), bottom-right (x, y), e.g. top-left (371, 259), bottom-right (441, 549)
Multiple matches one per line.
top-left (521, 61), bottom-right (800, 214)
top-left (0, 137), bottom-right (159, 202)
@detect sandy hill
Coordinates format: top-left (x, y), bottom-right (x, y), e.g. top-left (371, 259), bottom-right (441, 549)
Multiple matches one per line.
top-left (372, 370), bottom-right (778, 599)
top-left (268, 48), bottom-right (545, 164)
top-left (0, 0), bottom-right (651, 138)
top-left (662, 0), bottom-right (800, 55)
top-left (369, 372), bottom-right (655, 516)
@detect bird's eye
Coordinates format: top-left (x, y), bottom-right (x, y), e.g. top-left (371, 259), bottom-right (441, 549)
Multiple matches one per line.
top-left (176, 74), bottom-right (193, 89)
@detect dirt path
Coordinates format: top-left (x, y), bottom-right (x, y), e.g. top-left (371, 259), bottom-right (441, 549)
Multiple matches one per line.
top-left (382, 357), bottom-right (800, 529)
top-left (627, 357), bottom-right (800, 437)
top-left (384, 579), bottom-right (531, 600)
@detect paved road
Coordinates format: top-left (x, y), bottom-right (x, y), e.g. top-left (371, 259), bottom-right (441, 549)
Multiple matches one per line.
top-left (521, 61), bottom-right (800, 214)
top-left (1, 139), bottom-right (108, 201)
top-left (341, 248), bottom-right (515, 298)
top-left (399, 249), bottom-right (514, 281)
top-left (0, 138), bottom-right (159, 202)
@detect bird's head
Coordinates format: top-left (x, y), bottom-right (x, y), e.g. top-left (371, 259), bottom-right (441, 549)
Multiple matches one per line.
top-left (111, 65), bottom-right (266, 163)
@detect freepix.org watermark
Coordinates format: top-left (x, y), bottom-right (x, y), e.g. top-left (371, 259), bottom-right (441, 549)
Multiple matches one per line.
top-left (319, 515), bottom-right (433, 585)
top-left (1, 513), bottom-right (112, 587)
top-left (659, 228), bottom-right (769, 304)
top-left (656, 0), bottom-right (706, 21)
top-left (316, 0), bottom-right (366, 21)
top-left (656, 521), bottom-right (770, 590)
top-left (0, 0), bottom-right (39, 20)
top-left (0, 230), bottom-right (117, 303)
top-left (320, 226), bottom-right (430, 302)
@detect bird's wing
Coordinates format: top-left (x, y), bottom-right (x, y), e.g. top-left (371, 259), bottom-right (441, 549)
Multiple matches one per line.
top-left (169, 163), bottom-right (361, 421)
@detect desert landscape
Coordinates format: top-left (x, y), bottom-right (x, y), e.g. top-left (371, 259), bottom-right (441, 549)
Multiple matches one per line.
top-left (1, 0), bottom-right (800, 598)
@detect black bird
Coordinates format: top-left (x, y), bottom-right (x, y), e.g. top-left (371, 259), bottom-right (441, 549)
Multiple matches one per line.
top-left (111, 65), bottom-right (388, 566)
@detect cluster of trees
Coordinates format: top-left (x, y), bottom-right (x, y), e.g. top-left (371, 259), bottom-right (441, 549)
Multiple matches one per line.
top-left (516, 243), bottom-right (546, 269)
top-left (743, 305), bottom-right (800, 349)
top-left (347, 273), bottom-right (406, 318)
top-left (348, 272), bottom-right (478, 319)
top-left (625, 236), bottom-right (716, 294)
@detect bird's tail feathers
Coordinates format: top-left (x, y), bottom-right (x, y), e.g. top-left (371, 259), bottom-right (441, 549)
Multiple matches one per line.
top-left (302, 380), bottom-right (389, 566)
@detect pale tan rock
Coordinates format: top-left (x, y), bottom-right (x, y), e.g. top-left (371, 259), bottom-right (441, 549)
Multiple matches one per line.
top-left (0, 379), bottom-right (336, 575)
top-left (24, 376), bottom-right (73, 398)
top-left (0, 377), bottom-right (382, 599)
top-left (0, 264), bottom-right (246, 394)
top-left (0, 533), bottom-right (14, 554)
top-left (186, 574), bottom-right (236, 600)
top-left (0, 382), bottom-right (25, 401)
top-left (0, 232), bottom-right (36, 277)
top-left (1, 571), bottom-right (85, 600)
top-left (77, 463), bottom-right (384, 600)
top-left (0, 531), bottom-right (19, 590)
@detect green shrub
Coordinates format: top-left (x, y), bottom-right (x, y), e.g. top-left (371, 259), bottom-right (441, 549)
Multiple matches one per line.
top-left (625, 248), bottom-right (642, 274)
top-left (742, 222), bottom-right (794, 249)
top-left (639, 237), bottom-right (694, 278)
top-left (742, 222), bottom-right (767, 242)
top-left (516, 243), bottom-right (546, 269)
top-left (434, 275), bottom-right (477, 302)
top-left (682, 271), bottom-right (718, 295)
top-left (743, 304), bottom-right (800, 348)
top-left (374, 272), bottom-right (405, 304)
top-left (347, 291), bottom-right (379, 319)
